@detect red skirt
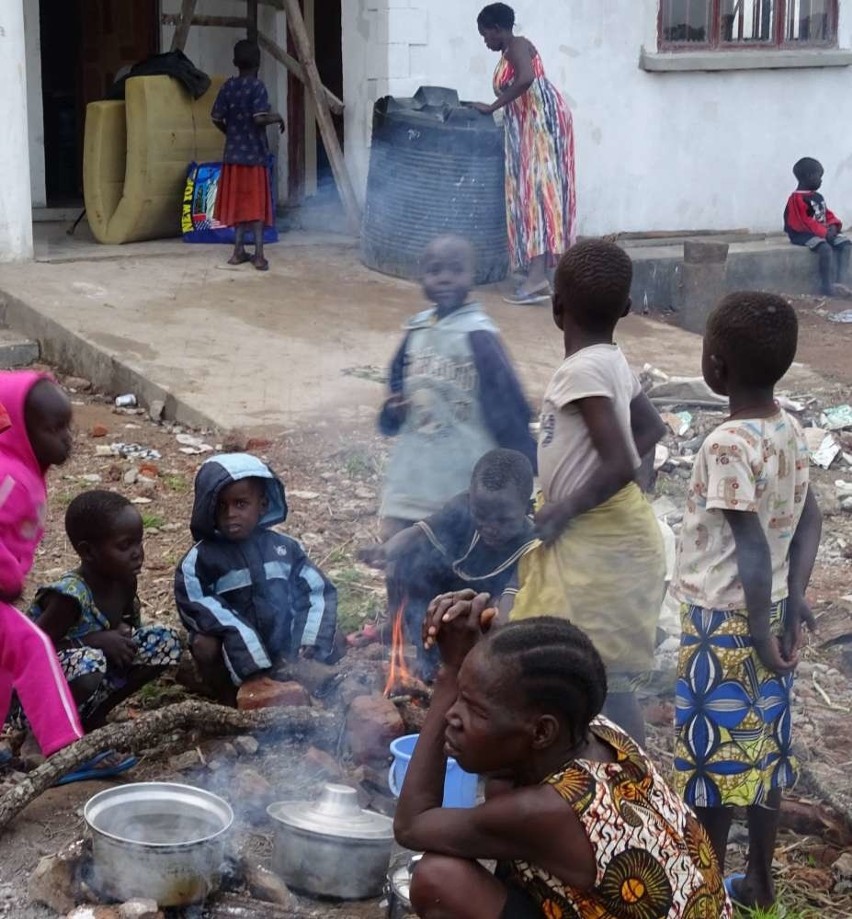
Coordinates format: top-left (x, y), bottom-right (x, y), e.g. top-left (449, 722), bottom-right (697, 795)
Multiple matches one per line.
top-left (214, 163), bottom-right (273, 227)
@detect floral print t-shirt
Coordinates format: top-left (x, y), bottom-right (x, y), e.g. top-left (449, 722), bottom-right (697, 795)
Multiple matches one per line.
top-left (672, 409), bottom-right (809, 611)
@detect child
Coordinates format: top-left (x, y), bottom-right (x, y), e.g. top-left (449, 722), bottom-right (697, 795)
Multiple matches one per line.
top-left (509, 240), bottom-right (667, 744)
top-left (362, 448), bottom-right (538, 681)
top-left (28, 491), bottom-right (182, 731)
top-left (394, 591), bottom-right (731, 919)
top-left (174, 453), bottom-right (338, 706)
top-left (211, 40), bottom-right (284, 272)
top-left (0, 373), bottom-right (87, 761)
top-left (784, 156), bottom-right (852, 298)
top-left (671, 292), bottom-right (821, 912)
top-left (379, 234), bottom-right (536, 541)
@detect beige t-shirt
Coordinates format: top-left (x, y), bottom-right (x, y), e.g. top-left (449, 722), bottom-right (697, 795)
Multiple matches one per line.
top-left (672, 409), bottom-right (809, 611)
top-left (538, 345), bottom-right (641, 502)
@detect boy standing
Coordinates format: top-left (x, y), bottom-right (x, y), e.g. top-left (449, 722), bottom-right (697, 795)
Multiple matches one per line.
top-left (784, 156), bottom-right (852, 297)
top-left (378, 235), bottom-right (536, 541)
top-left (175, 453), bottom-right (338, 706)
top-left (672, 293), bottom-right (822, 912)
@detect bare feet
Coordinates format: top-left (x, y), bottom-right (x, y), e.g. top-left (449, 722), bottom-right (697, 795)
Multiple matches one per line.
top-left (252, 256), bottom-right (269, 272)
top-left (227, 251), bottom-right (251, 266)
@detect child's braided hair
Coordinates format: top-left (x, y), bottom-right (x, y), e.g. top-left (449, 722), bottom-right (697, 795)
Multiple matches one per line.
top-left (486, 617), bottom-right (608, 745)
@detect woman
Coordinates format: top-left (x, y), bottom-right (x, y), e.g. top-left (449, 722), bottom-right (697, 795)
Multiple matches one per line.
top-left (471, 4), bottom-right (577, 305)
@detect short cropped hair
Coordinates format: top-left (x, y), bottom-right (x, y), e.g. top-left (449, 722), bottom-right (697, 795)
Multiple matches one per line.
top-left (486, 617), bottom-right (608, 747)
top-left (793, 157), bottom-right (823, 182)
top-left (471, 449), bottom-right (533, 500)
top-left (233, 39), bottom-right (261, 70)
top-left (477, 3), bottom-right (515, 30)
top-left (65, 490), bottom-right (133, 549)
top-left (705, 292), bottom-right (798, 387)
top-left (554, 239), bottom-right (633, 332)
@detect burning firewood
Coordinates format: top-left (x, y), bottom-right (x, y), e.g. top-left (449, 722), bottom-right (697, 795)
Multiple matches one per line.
top-left (0, 700), bottom-right (336, 833)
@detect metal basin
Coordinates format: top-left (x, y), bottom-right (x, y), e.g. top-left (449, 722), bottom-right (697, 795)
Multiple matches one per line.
top-left (84, 782), bottom-right (233, 906)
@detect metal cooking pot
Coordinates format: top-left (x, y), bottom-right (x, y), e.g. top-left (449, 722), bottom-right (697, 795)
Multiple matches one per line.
top-left (385, 853), bottom-right (422, 919)
top-left (84, 782), bottom-right (233, 906)
top-left (267, 783), bottom-right (394, 900)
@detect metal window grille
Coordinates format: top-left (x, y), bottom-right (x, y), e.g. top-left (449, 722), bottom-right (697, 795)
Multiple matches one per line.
top-left (659, 0), bottom-right (838, 48)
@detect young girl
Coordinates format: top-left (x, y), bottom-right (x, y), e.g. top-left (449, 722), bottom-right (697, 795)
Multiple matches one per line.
top-left (394, 590), bottom-right (730, 919)
top-left (671, 293), bottom-right (821, 912)
top-left (509, 240), bottom-right (667, 743)
top-left (211, 39), bottom-right (284, 272)
top-left (29, 490), bottom-right (182, 732)
top-left (0, 372), bottom-right (85, 758)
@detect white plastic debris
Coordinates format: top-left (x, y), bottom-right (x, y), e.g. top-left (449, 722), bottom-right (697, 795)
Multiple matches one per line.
top-left (821, 405), bottom-right (852, 431)
top-left (176, 433), bottom-right (213, 454)
top-left (804, 428), bottom-right (841, 469)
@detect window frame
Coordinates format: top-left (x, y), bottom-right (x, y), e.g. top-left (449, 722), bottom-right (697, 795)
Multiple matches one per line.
top-left (657, 0), bottom-right (839, 51)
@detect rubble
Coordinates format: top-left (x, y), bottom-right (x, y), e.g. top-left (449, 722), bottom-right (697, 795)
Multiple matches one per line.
top-left (116, 900), bottom-right (163, 919)
top-left (243, 863), bottom-right (294, 907)
top-left (236, 677), bottom-right (311, 711)
top-left (29, 842), bottom-right (83, 914)
top-left (233, 735), bottom-right (260, 756)
top-left (346, 695), bottom-right (405, 765)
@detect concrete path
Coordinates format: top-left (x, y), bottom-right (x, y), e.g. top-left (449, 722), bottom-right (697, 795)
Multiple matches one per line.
top-left (0, 228), bottom-right (827, 432)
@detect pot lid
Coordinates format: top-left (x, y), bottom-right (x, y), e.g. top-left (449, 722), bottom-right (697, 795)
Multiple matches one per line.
top-left (267, 784), bottom-right (393, 841)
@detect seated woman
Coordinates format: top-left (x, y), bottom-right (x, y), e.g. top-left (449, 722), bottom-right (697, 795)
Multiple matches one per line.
top-left (393, 591), bottom-right (730, 919)
top-left (29, 490), bottom-right (182, 732)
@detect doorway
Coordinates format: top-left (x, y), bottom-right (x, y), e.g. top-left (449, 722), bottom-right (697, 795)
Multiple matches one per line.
top-left (39, 0), bottom-right (159, 206)
top-left (287, 0), bottom-right (343, 203)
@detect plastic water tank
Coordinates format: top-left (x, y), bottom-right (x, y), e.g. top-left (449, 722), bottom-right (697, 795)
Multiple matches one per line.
top-left (361, 86), bottom-right (508, 284)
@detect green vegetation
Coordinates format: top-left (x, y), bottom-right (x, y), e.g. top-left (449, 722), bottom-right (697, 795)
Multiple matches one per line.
top-left (141, 512), bottom-right (166, 530)
top-left (330, 565), bottom-right (384, 634)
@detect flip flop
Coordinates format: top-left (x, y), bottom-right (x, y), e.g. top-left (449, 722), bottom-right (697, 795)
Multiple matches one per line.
top-left (724, 874), bottom-right (787, 917)
top-left (56, 750), bottom-right (138, 786)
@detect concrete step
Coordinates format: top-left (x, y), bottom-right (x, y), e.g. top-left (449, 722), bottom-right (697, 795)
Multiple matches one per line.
top-left (0, 328), bottom-right (39, 369)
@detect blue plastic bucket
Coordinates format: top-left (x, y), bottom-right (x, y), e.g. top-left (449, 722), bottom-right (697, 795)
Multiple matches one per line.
top-left (388, 734), bottom-right (478, 808)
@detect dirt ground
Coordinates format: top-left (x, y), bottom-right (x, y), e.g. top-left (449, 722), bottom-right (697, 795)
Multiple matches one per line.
top-left (1, 292), bottom-right (851, 917)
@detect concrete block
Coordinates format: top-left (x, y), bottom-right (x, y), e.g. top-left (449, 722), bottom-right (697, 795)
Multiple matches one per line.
top-left (388, 8), bottom-right (428, 45)
top-left (386, 43), bottom-right (411, 80)
top-left (0, 328), bottom-right (38, 368)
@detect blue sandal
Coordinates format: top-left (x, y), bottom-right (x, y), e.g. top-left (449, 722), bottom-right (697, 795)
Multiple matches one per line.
top-left (724, 874), bottom-right (787, 917)
top-left (56, 750), bottom-right (137, 786)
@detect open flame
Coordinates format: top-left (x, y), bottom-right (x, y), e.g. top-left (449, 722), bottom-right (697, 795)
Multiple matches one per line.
top-left (383, 601), bottom-right (415, 697)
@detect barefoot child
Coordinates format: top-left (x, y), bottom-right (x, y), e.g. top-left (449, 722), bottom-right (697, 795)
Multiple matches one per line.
top-left (211, 40), bottom-right (284, 272)
top-left (671, 293), bottom-right (821, 912)
top-left (29, 491), bottom-right (182, 731)
top-left (378, 235), bottom-right (536, 541)
top-left (394, 591), bottom-right (730, 919)
top-left (784, 157), bottom-right (852, 298)
top-left (510, 240), bottom-right (667, 744)
top-left (361, 448), bottom-right (538, 681)
top-left (174, 453), bottom-right (338, 706)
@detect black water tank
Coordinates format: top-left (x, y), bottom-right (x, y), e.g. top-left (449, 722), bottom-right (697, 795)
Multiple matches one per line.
top-left (361, 86), bottom-right (508, 285)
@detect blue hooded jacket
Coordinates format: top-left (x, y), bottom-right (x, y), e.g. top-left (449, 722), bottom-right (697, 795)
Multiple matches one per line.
top-left (174, 453), bottom-right (337, 683)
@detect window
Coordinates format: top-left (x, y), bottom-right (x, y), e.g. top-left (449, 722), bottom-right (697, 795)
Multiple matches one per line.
top-left (659, 0), bottom-right (838, 49)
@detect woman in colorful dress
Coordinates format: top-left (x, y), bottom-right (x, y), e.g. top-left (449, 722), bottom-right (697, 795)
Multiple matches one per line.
top-left (470, 4), bottom-right (577, 305)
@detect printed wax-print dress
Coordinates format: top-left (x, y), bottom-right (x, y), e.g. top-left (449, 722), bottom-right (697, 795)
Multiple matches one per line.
top-left (673, 600), bottom-right (798, 809)
top-left (493, 48), bottom-right (577, 273)
top-left (504, 718), bottom-right (731, 918)
top-left (27, 573), bottom-right (181, 721)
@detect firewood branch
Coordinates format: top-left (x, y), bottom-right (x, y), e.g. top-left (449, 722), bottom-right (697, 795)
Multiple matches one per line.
top-left (0, 700), bottom-right (337, 833)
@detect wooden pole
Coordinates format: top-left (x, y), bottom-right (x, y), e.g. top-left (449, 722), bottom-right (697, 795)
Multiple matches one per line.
top-left (163, 13), bottom-right (247, 30)
top-left (247, 0), bottom-right (259, 42)
top-left (169, 0), bottom-right (198, 52)
top-left (258, 32), bottom-right (343, 116)
top-left (282, 0), bottom-right (361, 234)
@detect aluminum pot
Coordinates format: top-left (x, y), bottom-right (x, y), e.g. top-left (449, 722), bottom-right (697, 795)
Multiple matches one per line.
top-left (84, 782), bottom-right (233, 906)
top-left (267, 783), bottom-right (394, 900)
top-left (385, 853), bottom-right (422, 919)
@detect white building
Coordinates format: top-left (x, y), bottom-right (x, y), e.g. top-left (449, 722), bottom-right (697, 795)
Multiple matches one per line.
top-left (3, 0), bottom-right (852, 261)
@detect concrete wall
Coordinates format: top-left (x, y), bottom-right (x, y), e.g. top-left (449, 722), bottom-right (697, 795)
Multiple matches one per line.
top-left (0, 0), bottom-right (33, 260)
top-left (23, 0), bottom-right (45, 208)
top-left (342, 0), bottom-right (852, 236)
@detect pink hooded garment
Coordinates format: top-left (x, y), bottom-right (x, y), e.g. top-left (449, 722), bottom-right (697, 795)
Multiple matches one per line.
top-left (0, 371), bottom-right (54, 598)
top-left (0, 371), bottom-right (83, 754)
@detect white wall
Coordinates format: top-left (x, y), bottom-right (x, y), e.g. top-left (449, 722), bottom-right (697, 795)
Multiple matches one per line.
top-left (343, 0), bottom-right (852, 235)
top-left (0, 0), bottom-right (33, 259)
top-left (23, 0), bottom-right (45, 208)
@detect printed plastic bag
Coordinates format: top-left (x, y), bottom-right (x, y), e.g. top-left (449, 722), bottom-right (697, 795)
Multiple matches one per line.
top-left (181, 158), bottom-right (278, 244)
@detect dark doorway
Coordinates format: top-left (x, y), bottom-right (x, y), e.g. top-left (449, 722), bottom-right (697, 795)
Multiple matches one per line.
top-left (287, 0), bottom-right (343, 202)
top-left (39, 0), bottom-right (159, 206)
